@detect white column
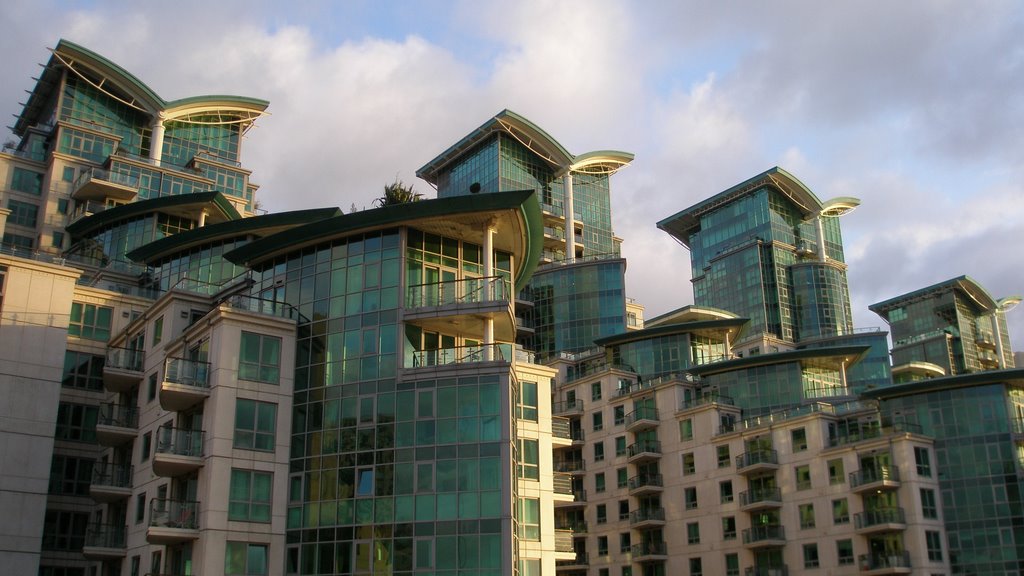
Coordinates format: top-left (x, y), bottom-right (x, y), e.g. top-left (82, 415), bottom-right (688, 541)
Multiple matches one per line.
top-left (992, 312), bottom-right (1006, 369)
top-left (815, 215), bottom-right (827, 262)
top-left (483, 222), bottom-right (495, 360)
top-left (198, 209), bottom-right (207, 228)
top-left (840, 359), bottom-right (848, 390)
top-left (563, 172), bottom-right (575, 263)
top-left (724, 330), bottom-right (732, 360)
top-left (149, 112), bottom-right (166, 166)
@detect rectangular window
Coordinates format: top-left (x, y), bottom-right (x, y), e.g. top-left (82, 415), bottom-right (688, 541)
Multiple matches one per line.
top-left (592, 411), bottom-right (603, 431)
top-left (679, 418), bottom-right (693, 441)
top-left (687, 521), bottom-right (700, 544)
top-left (52, 231), bottom-right (64, 248)
top-left (152, 316), bottom-right (163, 346)
top-left (682, 452), bottom-right (695, 475)
top-left (519, 439), bottom-right (539, 480)
top-left (57, 198), bottom-right (69, 214)
top-left (135, 492), bottom-right (147, 524)
top-left (62, 351), bottom-right (105, 390)
top-left (803, 543), bottom-right (820, 568)
top-left (147, 373), bottom-right (158, 402)
top-left (55, 402), bottom-right (98, 443)
top-left (619, 532), bottom-right (631, 553)
top-left (229, 469), bottom-right (273, 522)
top-left (722, 516), bottom-right (736, 540)
top-left (615, 435), bottom-right (626, 456)
top-left (799, 503), bottom-right (815, 529)
top-left (833, 498), bottom-right (849, 524)
top-left (130, 556), bottom-right (141, 576)
top-left (7, 199), bottom-right (39, 227)
top-left (827, 458), bottom-right (844, 484)
top-left (685, 486), bottom-right (698, 509)
top-left (618, 499), bottom-right (629, 520)
top-left (597, 504), bottom-right (607, 524)
top-left (916, 446), bottom-right (932, 477)
top-left (926, 530), bottom-right (943, 561)
top-left (239, 332), bottom-right (282, 383)
top-left (795, 464), bottom-right (811, 490)
top-left (921, 488), bottom-right (938, 519)
top-left (62, 166), bottom-right (75, 182)
top-left (837, 539), bottom-right (854, 565)
top-left (791, 427), bottom-right (807, 451)
top-left (68, 302), bottom-right (113, 341)
top-left (225, 541), bottom-right (268, 576)
top-left (234, 399), bottom-right (277, 451)
top-left (41, 510), bottom-right (88, 551)
top-left (517, 381), bottom-right (538, 421)
top-left (719, 480), bottom-right (733, 503)
top-left (141, 432), bottom-right (152, 461)
top-left (725, 553), bottom-right (739, 576)
top-left (594, 441), bottom-right (605, 462)
top-left (11, 167), bottom-right (43, 194)
top-left (689, 557), bottom-right (702, 576)
top-left (597, 536), bottom-right (608, 556)
top-left (518, 498), bottom-right (540, 540)
top-left (2, 232), bottom-right (32, 249)
top-left (617, 467), bottom-right (627, 488)
top-left (592, 382), bottom-right (602, 401)
top-left (613, 405), bottom-right (625, 425)
top-left (716, 444), bottom-right (731, 468)
top-left (595, 472), bottom-right (605, 493)
top-left (48, 455), bottom-right (93, 496)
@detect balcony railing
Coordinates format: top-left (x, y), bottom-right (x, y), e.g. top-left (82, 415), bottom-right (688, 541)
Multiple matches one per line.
top-left (625, 406), bottom-right (660, 426)
top-left (739, 487), bottom-right (782, 507)
top-left (156, 427), bottom-right (203, 458)
top-left (406, 276), bottom-right (510, 308)
top-left (627, 474), bottom-right (663, 492)
top-left (629, 507), bottom-right (665, 525)
top-left (164, 358), bottom-right (211, 389)
top-left (630, 540), bottom-right (667, 557)
top-left (92, 462), bottom-right (133, 489)
top-left (680, 392), bottom-right (734, 411)
top-left (98, 403), bottom-right (139, 429)
top-left (551, 417), bottom-right (571, 440)
top-left (627, 440), bottom-right (662, 458)
top-left (859, 551), bottom-right (911, 571)
top-left (855, 507), bottom-right (906, 529)
top-left (746, 566), bottom-right (788, 576)
top-left (554, 529), bottom-right (574, 553)
top-left (84, 522), bottom-right (126, 548)
top-left (106, 346), bottom-right (143, 372)
top-left (552, 473), bottom-right (573, 496)
top-left (736, 449), bottom-right (778, 469)
top-left (552, 399), bottom-right (583, 415)
top-left (554, 460), bottom-right (585, 473)
top-left (849, 465), bottom-right (900, 488)
top-left (742, 525), bottom-right (786, 544)
top-left (149, 499), bottom-right (199, 530)
top-left (555, 552), bottom-right (587, 567)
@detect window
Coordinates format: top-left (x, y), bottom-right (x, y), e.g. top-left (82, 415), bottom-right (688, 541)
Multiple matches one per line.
top-left (7, 199), bottom-right (39, 227)
top-left (594, 441), bottom-right (605, 462)
top-left (832, 498), bottom-right (849, 524)
top-left (795, 464), bottom-right (811, 490)
top-left (595, 472), bottom-right (606, 493)
top-left (57, 198), bottom-right (69, 214)
top-left (679, 418), bottom-right (693, 441)
top-left (48, 455), bottom-right (93, 496)
top-left (519, 498), bottom-right (540, 540)
top-left (130, 556), bottom-right (141, 576)
top-left (689, 557), bottom-right (702, 576)
top-left (799, 503), bottom-right (815, 529)
top-left (618, 499), bottom-right (629, 520)
top-left (613, 405), bottom-right (625, 425)
top-left (62, 166), bottom-right (75, 182)
top-left (720, 480), bottom-right (733, 503)
top-left (837, 539), bottom-right (854, 565)
top-left (687, 521), bottom-right (700, 544)
top-left (234, 399), bottom-right (277, 451)
top-left (55, 403), bottom-right (98, 443)
top-left (921, 488), bottom-right (938, 519)
top-left (803, 543), bottom-right (820, 568)
top-left (141, 432), bottom-right (152, 461)
top-left (597, 504), bottom-right (607, 524)
top-left (619, 532), bottom-right (631, 553)
top-left (722, 516), bottom-right (736, 540)
top-left (225, 541), bottom-right (268, 575)
top-left (791, 427), bottom-right (807, 451)
top-left (356, 468), bottom-right (374, 496)
top-left (519, 439), bottom-right (539, 479)
top-left (518, 381), bottom-right (538, 421)
top-left (615, 436), bottom-right (626, 456)
top-left (3, 232), bottom-right (32, 249)
top-left (597, 536), bottom-right (608, 556)
top-left (52, 231), bottom-right (64, 248)
top-left (61, 351), bottom-right (104, 390)
top-left (685, 486), bottom-right (698, 509)
top-left (592, 382), bottom-right (602, 401)
top-left (622, 567), bottom-right (632, 576)
top-left (135, 492), bottom-right (147, 523)
top-left (229, 469), bottom-right (272, 522)
top-left (11, 167), bottom-right (43, 194)
top-left (147, 373), bottom-right (158, 402)
top-left (68, 302), bottom-right (113, 341)
top-left (41, 510), bottom-right (88, 551)
top-left (725, 553), bottom-right (739, 576)
top-left (682, 452), bottom-right (695, 475)
top-left (152, 316), bottom-right (163, 346)
top-left (827, 458), bottom-right (844, 484)
top-left (915, 447), bottom-right (932, 477)
top-left (239, 332), bottom-right (282, 383)
top-left (592, 411), bottom-right (603, 431)
top-left (617, 467), bottom-right (627, 488)
top-left (716, 444), bottom-right (731, 468)
top-left (926, 530), bottom-right (943, 561)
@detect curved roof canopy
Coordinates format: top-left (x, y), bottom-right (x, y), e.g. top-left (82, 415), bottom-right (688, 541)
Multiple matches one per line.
top-left (869, 275), bottom-right (1019, 317)
top-left (15, 39), bottom-right (268, 136)
top-left (416, 109), bottom-right (633, 184)
top-left (657, 167), bottom-right (860, 249)
top-left (594, 318), bottom-right (749, 348)
top-left (66, 191), bottom-right (240, 238)
top-left (685, 345), bottom-right (871, 377)
top-left (645, 305), bottom-right (741, 328)
top-left (225, 190), bottom-right (544, 292)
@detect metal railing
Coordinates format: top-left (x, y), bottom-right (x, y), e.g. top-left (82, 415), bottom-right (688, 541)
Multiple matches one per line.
top-left (627, 474), bottom-right (663, 491)
top-left (629, 507), bottom-right (665, 525)
top-left (552, 399), bottom-right (583, 415)
top-left (551, 417), bottom-right (571, 440)
top-left (149, 499), bottom-right (199, 530)
top-left (91, 461), bottom-right (133, 489)
top-left (736, 449), bottom-right (778, 469)
top-left (742, 525), bottom-right (785, 544)
top-left (73, 167), bottom-right (139, 194)
top-left (155, 427), bottom-right (204, 458)
top-left (630, 541), bottom-right (667, 557)
top-left (859, 552), bottom-right (911, 570)
top-left (627, 440), bottom-right (662, 458)
top-left (106, 346), bottom-right (143, 372)
top-left (552, 473), bottom-right (573, 496)
top-left (625, 407), bottom-right (659, 426)
top-left (84, 522), bottom-right (126, 548)
top-left (406, 276), bottom-right (510, 308)
top-left (739, 487), bottom-right (782, 507)
top-left (849, 465), bottom-right (900, 488)
top-left (855, 507), bottom-right (906, 529)
top-left (407, 343), bottom-right (512, 368)
top-left (98, 403), bottom-right (139, 429)
top-left (554, 460), bottom-right (585, 473)
top-left (681, 392), bottom-right (734, 410)
top-left (164, 358), bottom-right (211, 389)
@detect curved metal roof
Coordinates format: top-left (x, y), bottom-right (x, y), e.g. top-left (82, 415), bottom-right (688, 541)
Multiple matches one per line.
top-left (593, 318), bottom-right (749, 348)
top-left (65, 191), bottom-right (241, 238)
top-left (869, 275), bottom-right (1012, 316)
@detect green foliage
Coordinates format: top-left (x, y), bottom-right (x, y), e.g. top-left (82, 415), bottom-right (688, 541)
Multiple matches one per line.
top-left (375, 178), bottom-right (423, 207)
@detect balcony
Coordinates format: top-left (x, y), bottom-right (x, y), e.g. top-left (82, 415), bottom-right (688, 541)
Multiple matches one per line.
top-left (627, 440), bottom-right (662, 463)
top-left (625, 407), bottom-right (660, 432)
top-left (89, 462), bottom-right (132, 502)
top-left (631, 540), bottom-right (668, 561)
top-left (859, 552), bottom-right (911, 575)
top-left (554, 520), bottom-right (588, 535)
top-left (554, 489), bottom-right (587, 509)
top-left (103, 346), bottom-right (144, 392)
top-left (739, 487), bottom-right (783, 512)
top-left (742, 525), bottom-right (786, 548)
top-left (406, 343), bottom-right (513, 371)
top-left (82, 523), bottom-right (126, 560)
top-left (147, 499), bottom-right (199, 544)
top-left (629, 507), bottom-right (666, 529)
top-left (627, 473), bottom-right (664, 496)
top-left (736, 449), bottom-right (779, 474)
top-left (95, 403), bottom-right (138, 446)
top-left (555, 551), bottom-right (588, 569)
top-left (850, 465), bottom-right (900, 493)
top-left (855, 507), bottom-right (907, 534)
top-left (160, 357), bottom-right (211, 412)
top-left (745, 566), bottom-right (788, 576)
top-left (553, 529), bottom-right (575, 553)
top-left (552, 399), bottom-right (583, 416)
top-left (71, 167), bottom-right (139, 201)
top-left (552, 473), bottom-right (574, 501)
top-left (551, 417), bottom-right (572, 446)
top-left (152, 427), bottom-right (204, 477)
top-left (405, 276), bottom-right (514, 340)
top-left (554, 459), bottom-right (585, 474)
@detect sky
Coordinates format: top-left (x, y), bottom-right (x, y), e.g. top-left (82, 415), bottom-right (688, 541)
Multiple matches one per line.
top-left (2, 0), bottom-right (1022, 350)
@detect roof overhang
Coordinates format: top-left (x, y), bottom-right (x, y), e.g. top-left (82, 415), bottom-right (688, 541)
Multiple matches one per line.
top-left (686, 345), bottom-right (871, 377)
top-left (594, 318), bottom-right (749, 348)
top-left (645, 305), bottom-right (741, 328)
top-left (66, 191), bottom-right (241, 238)
top-left (862, 368), bottom-right (1024, 400)
top-left (869, 275), bottom-right (1005, 317)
